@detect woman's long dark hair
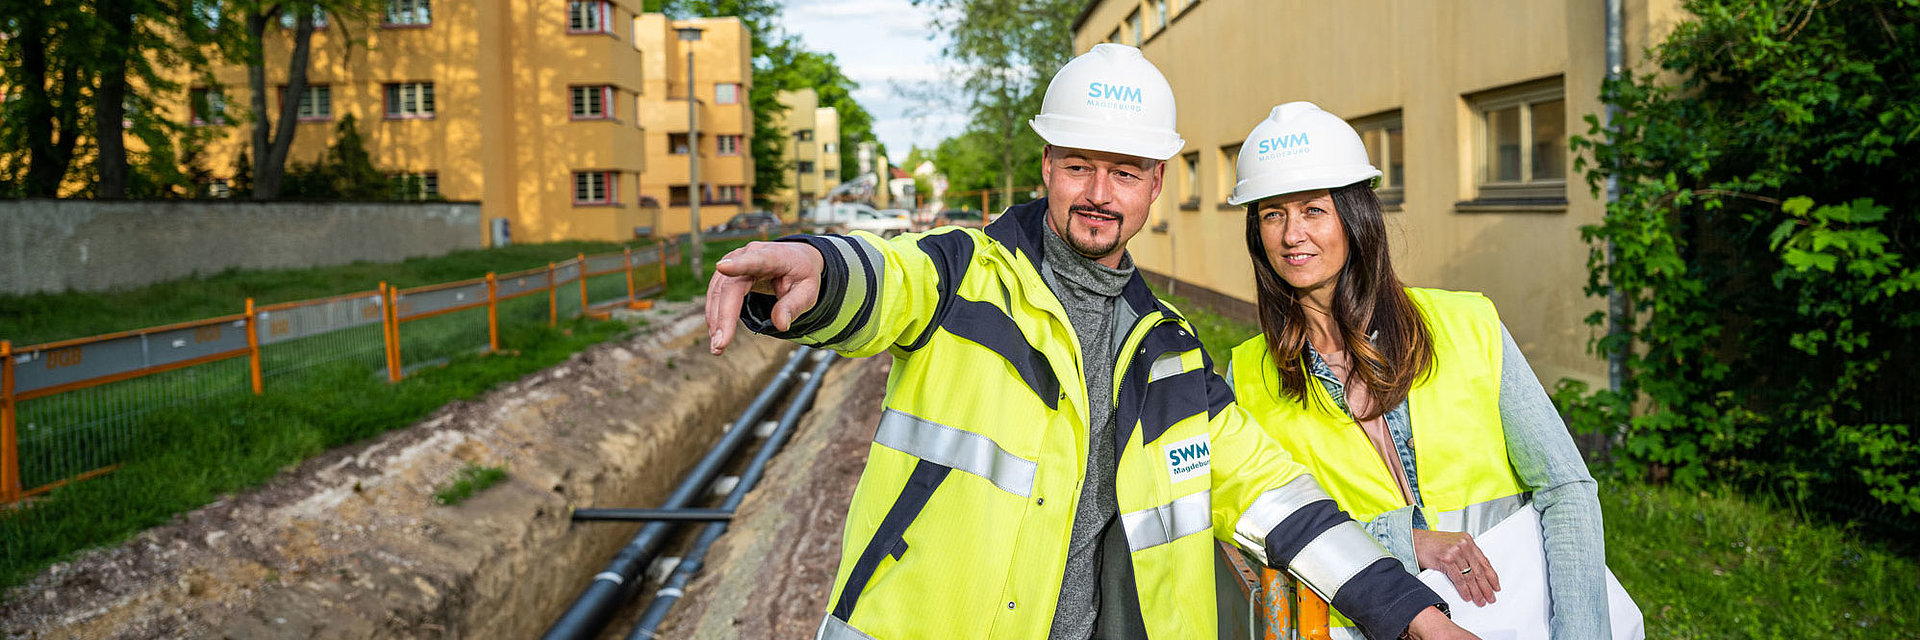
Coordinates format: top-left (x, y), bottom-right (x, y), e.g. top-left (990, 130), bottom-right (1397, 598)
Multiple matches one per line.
top-left (1243, 181), bottom-right (1433, 421)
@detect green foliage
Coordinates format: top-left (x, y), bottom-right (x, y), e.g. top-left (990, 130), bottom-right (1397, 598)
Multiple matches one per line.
top-left (914, 0), bottom-right (1078, 199)
top-left (433, 464), bottom-right (508, 506)
top-left (1562, 0), bottom-right (1920, 521)
top-left (279, 114), bottom-right (394, 200)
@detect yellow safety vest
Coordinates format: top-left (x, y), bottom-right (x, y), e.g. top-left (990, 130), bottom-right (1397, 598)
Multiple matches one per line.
top-left (795, 204), bottom-right (1329, 640)
top-left (1229, 288), bottom-right (1527, 634)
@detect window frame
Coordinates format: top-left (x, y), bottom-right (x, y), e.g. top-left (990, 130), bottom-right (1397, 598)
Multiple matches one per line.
top-left (190, 87), bottom-right (226, 126)
top-left (383, 81), bottom-right (436, 119)
top-left (668, 132), bottom-right (691, 155)
top-left (716, 134), bottom-right (742, 156)
top-left (383, 0), bottom-right (431, 27)
top-left (1216, 143), bottom-right (1240, 209)
top-left (796, 160), bottom-right (815, 174)
top-left (389, 171), bottom-right (440, 200)
top-left (1466, 78), bottom-right (1568, 206)
top-left (714, 82), bottom-right (740, 105)
top-left (567, 0), bottom-right (613, 35)
top-left (1179, 151), bottom-right (1200, 210)
top-left (572, 170), bottom-right (617, 206)
top-left (712, 185), bottom-right (742, 204)
top-left (570, 84), bottom-right (614, 120)
top-left (278, 6), bottom-right (328, 29)
top-left (279, 84), bottom-right (332, 122)
top-left (1350, 109), bottom-right (1405, 207)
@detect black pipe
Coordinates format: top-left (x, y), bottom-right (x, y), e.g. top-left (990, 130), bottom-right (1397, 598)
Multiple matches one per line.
top-left (571, 508), bottom-right (734, 522)
top-left (626, 351), bottom-right (839, 638)
top-left (543, 346), bottom-right (815, 640)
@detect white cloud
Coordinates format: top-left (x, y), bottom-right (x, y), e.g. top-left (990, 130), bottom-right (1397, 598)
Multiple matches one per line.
top-left (780, 0), bottom-right (968, 163)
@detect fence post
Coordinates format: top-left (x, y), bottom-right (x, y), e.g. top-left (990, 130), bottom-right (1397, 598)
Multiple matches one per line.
top-left (623, 247), bottom-right (635, 302)
top-left (547, 262), bottom-right (558, 327)
top-left (245, 298), bottom-right (263, 395)
top-left (1, 340), bottom-right (18, 504)
top-left (486, 273), bottom-right (500, 353)
top-left (382, 282), bottom-right (402, 383)
top-left (981, 189), bottom-right (988, 213)
top-left (1296, 578), bottom-right (1331, 640)
top-left (577, 253), bottom-right (589, 317)
top-left (656, 240), bottom-right (667, 291)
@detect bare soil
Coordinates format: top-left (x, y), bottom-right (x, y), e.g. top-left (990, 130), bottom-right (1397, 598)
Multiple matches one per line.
top-left (0, 300), bottom-right (823, 640)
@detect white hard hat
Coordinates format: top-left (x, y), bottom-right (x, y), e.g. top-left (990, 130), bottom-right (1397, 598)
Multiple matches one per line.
top-left (1029, 43), bottom-right (1185, 161)
top-left (1227, 102), bottom-right (1381, 206)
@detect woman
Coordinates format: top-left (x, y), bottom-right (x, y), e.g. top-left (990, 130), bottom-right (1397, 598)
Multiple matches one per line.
top-left (1224, 102), bottom-right (1610, 639)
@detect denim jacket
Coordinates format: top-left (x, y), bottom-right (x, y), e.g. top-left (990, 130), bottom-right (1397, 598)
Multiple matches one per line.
top-left (1301, 325), bottom-right (1611, 640)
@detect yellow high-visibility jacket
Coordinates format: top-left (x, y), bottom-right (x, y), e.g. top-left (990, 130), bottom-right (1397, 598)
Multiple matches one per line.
top-left (742, 200), bottom-right (1440, 640)
top-left (1229, 288), bottom-right (1526, 638)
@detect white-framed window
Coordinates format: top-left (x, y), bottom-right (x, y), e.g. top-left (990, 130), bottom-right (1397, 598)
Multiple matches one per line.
top-left (384, 82), bottom-right (435, 118)
top-left (823, 142), bottom-right (836, 154)
top-left (713, 185), bottom-right (741, 204)
top-left (571, 85), bottom-right (613, 119)
top-left (1352, 110), bottom-right (1404, 204)
top-left (1470, 78), bottom-right (1566, 202)
top-left (390, 172), bottom-right (439, 200)
top-left (190, 87), bottom-right (225, 125)
top-left (715, 82), bottom-right (740, 105)
top-left (1128, 9), bottom-right (1142, 44)
top-left (385, 0), bottom-right (431, 25)
top-left (568, 0), bottom-right (611, 34)
top-left (1180, 151), bottom-right (1199, 207)
top-left (573, 171), bottom-right (616, 205)
top-left (278, 6), bottom-right (328, 28)
top-left (283, 84), bottom-right (331, 121)
top-left (716, 134), bottom-right (741, 156)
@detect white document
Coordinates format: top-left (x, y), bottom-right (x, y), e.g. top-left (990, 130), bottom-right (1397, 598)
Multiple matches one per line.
top-left (1415, 507), bottom-right (1644, 640)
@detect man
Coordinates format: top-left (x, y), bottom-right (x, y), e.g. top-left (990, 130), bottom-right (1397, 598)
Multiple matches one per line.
top-left (706, 44), bottom-right (1474, 640)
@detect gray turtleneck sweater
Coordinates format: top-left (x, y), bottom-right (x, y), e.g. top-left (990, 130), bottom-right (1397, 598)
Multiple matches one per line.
top-left (1039, 223), bottom-right (1137, 640)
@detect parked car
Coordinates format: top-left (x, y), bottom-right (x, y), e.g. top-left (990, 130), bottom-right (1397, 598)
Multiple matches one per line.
top-left (722, 211), bottom-right (781, 231)
top-left (843, 208), bottom-right (913, 237)
top-left (934, 209), bottom-right (986, 229)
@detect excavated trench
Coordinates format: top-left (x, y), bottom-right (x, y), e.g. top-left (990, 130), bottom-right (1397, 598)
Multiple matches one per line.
top-left (0, 299), bottom-right (889, 639)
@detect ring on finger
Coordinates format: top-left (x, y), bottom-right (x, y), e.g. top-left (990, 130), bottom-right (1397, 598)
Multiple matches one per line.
top-left (1459, 566), bottom-right (1473, 575)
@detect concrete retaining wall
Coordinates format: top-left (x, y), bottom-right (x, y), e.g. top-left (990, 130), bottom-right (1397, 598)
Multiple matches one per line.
top-left (0, 199), bottom-right (482, 295)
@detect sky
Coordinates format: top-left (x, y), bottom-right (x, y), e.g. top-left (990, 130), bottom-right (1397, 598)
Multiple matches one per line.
top-left (779, 0), bottom-right (970, 165)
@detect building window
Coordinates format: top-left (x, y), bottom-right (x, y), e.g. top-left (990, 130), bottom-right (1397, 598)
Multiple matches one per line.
top-left (568, 0), bottom-right (611, 34)
top-left (669, 132), bottom-right (691, 155)
top-left (278, 6), bottom-right (328, 28)
top-left (824, 169), bottom-right (837, 180)
top-left (823, 142), bottom-right (836, 154)
top-left (1470, 79), bottom-right (1566, 203)
top-left (1108, 28), bottom-right (1121, 43)
top-left (715, 82), bottom-right (740, 105)
top-left (712, 185), bottom-right (742, 204)
top-left (1217, 143), bottom-right (1240, 206)
top-left (1152, 0), bottom-right (1168, 30)
top-left (190, 87), bottom-right (225, 125)
top-left (384, 82), bottom-right (435, 118)
top-left (571, 85), bottom-right (613, 119)
top-left (280, 84), bottom-right (331, 121)
top-left (717, 134), bottom-right (741, 156)
top-left (669, 185), bottom-right (691, 206)
top-left (389, 172), bottom-right (439, 200)
top-left (1180, 151), bottom-right (1199, 208)
top-left (385, 0), bottom-right (430, 25)
top-left (796, 160), bottom-right (815, 173)
top-left (1128, 10), bottom-right (1142, 44)
top-left (1352, 110), bottom-right (1404, 204)
top-left (795, 129), bottom-right (814, 142)
top-left (574, 171), bottom-right (616, 205)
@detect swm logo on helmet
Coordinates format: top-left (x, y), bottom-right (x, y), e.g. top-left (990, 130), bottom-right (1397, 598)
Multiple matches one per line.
top-left (1255, 132), bottom-right (1310, 162)
top-left (1084, 81), bottom-right (1145, 112)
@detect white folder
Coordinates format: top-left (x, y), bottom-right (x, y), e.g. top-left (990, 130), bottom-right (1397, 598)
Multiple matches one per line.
top-left (1415, 506), bottom-right (1644, 640)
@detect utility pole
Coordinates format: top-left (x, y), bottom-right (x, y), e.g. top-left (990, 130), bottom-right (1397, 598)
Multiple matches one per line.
top-left (679, 26), bottom-right (706, 281)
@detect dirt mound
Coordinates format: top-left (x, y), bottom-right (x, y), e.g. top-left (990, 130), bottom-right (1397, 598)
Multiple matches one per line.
top-left (1, 300), bottom-right (797, 640)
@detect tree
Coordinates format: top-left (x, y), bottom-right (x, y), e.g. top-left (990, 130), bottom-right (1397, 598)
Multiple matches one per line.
top-left (1563, 0), bottom-right (1920, 522)
top-left (216, 0), bottom-right (379, 200)
top-left (0, 1), bottom-right (94, 197)
top-left (92, 0), bottom-right (220, 198)
top-left (912, 0), bottom-right (1077, 205)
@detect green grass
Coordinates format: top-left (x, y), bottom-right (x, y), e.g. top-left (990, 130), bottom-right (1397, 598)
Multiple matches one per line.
top-left (1157, 284), bottom-right (1920, 638)
top-left (1604, 482), bottom-right (1919, 638)
top-left (0, 239), bottom-right (751, 593)
top-left (1147, 282), bottom-right (1259, 372)
top-left (433, 463), bottom-right (508, 506)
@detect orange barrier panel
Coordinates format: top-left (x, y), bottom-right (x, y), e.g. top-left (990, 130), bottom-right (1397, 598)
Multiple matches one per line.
top-left (2, 339), bottom-right (17, 505)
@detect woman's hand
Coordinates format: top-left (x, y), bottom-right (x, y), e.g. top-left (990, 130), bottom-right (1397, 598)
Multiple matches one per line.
top-left (1412, 529), bottom-right (1500, 606)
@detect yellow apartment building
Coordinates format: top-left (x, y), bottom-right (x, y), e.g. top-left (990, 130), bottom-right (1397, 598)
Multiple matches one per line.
top-left (1073, 0), bottom-right (1683, 387)
top-left (775, 88), bottom-right (843, 217)
top-left (178, 1), bottom-right (751, 244)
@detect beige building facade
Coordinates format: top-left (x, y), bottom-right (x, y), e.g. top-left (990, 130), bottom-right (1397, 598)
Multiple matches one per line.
top-left (1073, 0), bottom-right (1683, 386)
top-left (178, 2), bottom-right (751, 244)
top-left (775, 88), bottom-right (842, 217)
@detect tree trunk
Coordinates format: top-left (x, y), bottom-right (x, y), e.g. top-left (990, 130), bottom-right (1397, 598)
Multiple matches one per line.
top-left (247, 11), bottom-right (272, 197)
top-left (250, 6), bottom-right (315, 200)
top-left (17, 10), bottom-right (76, 198)
top-left (94, 0), bottom-right (133, 199)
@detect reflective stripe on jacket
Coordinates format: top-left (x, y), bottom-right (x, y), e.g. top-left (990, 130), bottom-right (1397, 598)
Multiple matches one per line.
top-left (746, 200), bottom-right (1440, 640)
top-left (1229, 287), bottom-right (1528, 632)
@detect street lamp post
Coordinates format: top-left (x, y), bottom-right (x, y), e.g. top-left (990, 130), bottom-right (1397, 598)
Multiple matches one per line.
top-left (678, 26), bottom-right (706, 281)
